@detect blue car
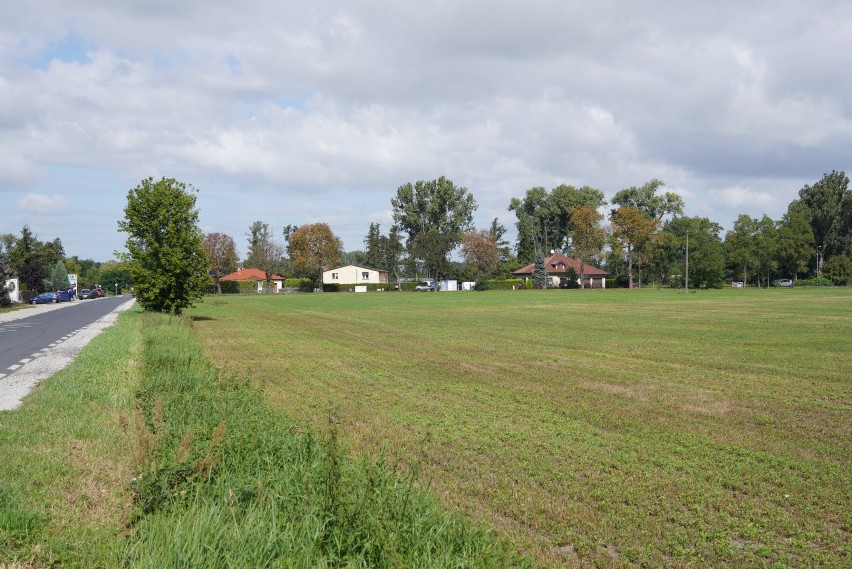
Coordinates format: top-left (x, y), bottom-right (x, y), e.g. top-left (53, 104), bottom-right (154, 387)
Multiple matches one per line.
top-left (31, 292), bottom-right (60, 304)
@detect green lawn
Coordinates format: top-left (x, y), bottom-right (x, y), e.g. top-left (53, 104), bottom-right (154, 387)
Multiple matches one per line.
top-left (188, 288), bottom-right (852, 567)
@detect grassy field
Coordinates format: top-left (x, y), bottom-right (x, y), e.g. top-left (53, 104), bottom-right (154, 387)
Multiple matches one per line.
top-left (188, 288), bottom-right (852, 567)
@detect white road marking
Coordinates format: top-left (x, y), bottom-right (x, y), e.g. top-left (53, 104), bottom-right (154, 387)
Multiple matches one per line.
top-left (8, 364), bottom-right (20, 371)
top-left (20, 358), bottom-right (31, 364)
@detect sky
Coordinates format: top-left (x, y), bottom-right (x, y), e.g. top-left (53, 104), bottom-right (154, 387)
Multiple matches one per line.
top-left (2, 1), bottom-right (851, 262)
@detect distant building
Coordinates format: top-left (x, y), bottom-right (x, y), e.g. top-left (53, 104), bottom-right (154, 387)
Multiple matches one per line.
top-left (513, 252), bottom-right (608, 288)
top-left (322, 265), bottom-right (389, 285)
top-left (220, 268), bottom-right (285, 293)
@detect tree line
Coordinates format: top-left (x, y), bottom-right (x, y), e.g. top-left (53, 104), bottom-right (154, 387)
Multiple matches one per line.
top-left (4, 171), bottom-right (848, 314)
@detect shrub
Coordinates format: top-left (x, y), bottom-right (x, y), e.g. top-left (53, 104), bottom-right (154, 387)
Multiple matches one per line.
top-left (473, 279), bottom-right (489, 291)
top-left (823, 255), bottom-right (852, 286)
top-left (284, 278), bottom-right (312, 290)
top-left (796, 276), bottom-right (833, 287)
top-left (483, 278), bottom-right (525, 290)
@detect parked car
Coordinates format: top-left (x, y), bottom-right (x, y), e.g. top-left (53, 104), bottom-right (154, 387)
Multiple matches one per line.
top-left (778, 279), bottom-right (794, 287)
top-left (79, 288), bottom-right (92, 299)
top-left (55, 289), bottom-right (72, 302)
top-left (89, 288), bottom-right (105, 298)
top-left (31, 292), bottom-right (60, 304)
top-left (414, 281), bottom-right (435, 291)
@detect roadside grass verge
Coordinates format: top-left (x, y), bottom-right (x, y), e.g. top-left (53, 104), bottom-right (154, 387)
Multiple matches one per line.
top-left (0, 304), bottom-right (139, 566)
top-left (1, 306), bottom-right (528, 567)
top-left (188, 288), bottom-right (852, 567)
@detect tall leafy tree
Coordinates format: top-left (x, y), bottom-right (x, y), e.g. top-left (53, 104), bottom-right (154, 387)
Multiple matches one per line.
top-left (118, 177), bottom-right (208, 315)
top-left (725, 215), bottom-right (759, 285)
top-left (509, 184), bottom-right (605, 262)
top-left (364, 222), bottom-right (382, 268)
top-left (246, 221), bottom-right (284, 288)
top-left (203, 232), bottom-right (239, 294)
top-left (655, 217), bottom-right (725, 289)
top-left (777, 202), bottom-right (815, 283)
top-left (288, 223), bottom-right (342, 287)
top-left (610, 206), bottom-right (659, 288)
top-left (391, 177), bottom-right (477, 282)
top-left (610, 179), bottom-right (684, 221)
top-left (798, 170), bottom-right (849, 272)
top-left (569, 205), bottom-right (605, 289)
top-left (753, 215), bottom-right (779, 287)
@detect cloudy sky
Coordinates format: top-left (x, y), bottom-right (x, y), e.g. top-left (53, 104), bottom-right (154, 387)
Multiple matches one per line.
top-left (2, 1), bottom-right (850, 261)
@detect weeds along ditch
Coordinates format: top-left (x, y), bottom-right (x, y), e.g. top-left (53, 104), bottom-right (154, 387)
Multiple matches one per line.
top-left (123, 312), bottom-right (527, 567)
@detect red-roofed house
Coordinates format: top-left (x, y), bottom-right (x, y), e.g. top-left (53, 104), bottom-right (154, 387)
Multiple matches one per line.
top-left (220, 268), bottom-right (285, 293)
top-left (513, 252), bottom-right (608, 288)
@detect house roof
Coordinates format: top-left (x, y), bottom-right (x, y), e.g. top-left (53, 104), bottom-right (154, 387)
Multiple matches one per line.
top-left (513, 252), bottom-right (608, 276)
top-left (325, 264), bottom-right (388, 274)
top-left (220, 268), bottom-right (284, 281)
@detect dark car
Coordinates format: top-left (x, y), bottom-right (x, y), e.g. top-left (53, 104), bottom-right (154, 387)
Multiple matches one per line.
top-left (80, 288), bottom-right (92, 299)
top-left (31, 292), bottom-right (60, 304)
top-left (89, 288), bottom-right (105, 298)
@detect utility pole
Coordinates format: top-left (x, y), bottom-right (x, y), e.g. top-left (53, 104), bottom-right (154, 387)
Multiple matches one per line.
top-left (684, 229), bottom-right (689, 293)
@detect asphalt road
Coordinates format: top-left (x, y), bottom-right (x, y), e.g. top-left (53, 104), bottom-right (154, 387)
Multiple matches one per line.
top-left (0, 296), bottom-right (130, 382)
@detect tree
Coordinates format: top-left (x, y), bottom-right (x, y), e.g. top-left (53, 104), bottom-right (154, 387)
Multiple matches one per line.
top-left (725, 215), bottom-right (759, 285)
top-left (823, 255), bottom-right (852, 285)
top-left (532, 251), bottom-right (548, 288)
top-left (460, 229), bottom-right (501, 278)
top-left (364, 222), bottom-right (382, 269)
top-left (655, 217), bottom-right (726, 288)
top-left (569, 205), bottom-right (605, 289)
top-left (203, 232), bottom-right (239, 294)
top-left (798, 170), bottom-right (849, 273)
top-left (753, 215), bottom-right (779, 287)
top-left (287, 223), bottom-right (342, 287)
top-left (610, 206), bottom-right (659, 288)
top-left (610, 179), bottom-right (684, 221)
top-left (509, 184), bottom-right (606, 262)
top-left (19, 260), bottom-right (48, 293)
top-left (8, 225), bottom-right (38, 272)
top-left (45, 260), bottom-right (70, 292)
top-left (391, 176), bottom-right (477, 281)
top-left (99, 265), bottom-right (133, 294)
top-left (117, 177), bottom-right (208, 315)
top-left (246, 221), bottom-right (284, 289)
top-left (777, 203), bottom-right (814, 283)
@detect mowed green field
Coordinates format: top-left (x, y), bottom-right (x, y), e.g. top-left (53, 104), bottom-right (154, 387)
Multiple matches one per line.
top-left (188, 288), bottom-right (851, 567)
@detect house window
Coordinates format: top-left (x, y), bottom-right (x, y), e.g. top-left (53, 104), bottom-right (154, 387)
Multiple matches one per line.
top-left (362, 272), bottom-right (369, 280)
top-left (332, 273), bottom-right (338, 280)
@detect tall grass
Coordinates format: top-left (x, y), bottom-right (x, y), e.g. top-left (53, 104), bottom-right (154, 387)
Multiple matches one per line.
top-left (123, 312), bottom-right (527, 567)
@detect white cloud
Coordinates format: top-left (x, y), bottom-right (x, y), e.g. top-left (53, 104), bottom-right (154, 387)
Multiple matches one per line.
top-left (15, 193), bottom-right (70, 214)
top-left (1, 1), bottom-right (850, 257)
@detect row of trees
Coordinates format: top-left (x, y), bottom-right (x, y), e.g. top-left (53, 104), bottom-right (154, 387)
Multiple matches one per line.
top-left (198, 170), bottom-right (852, 296)
top-left (1, 226), bottom-right (132, 298)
